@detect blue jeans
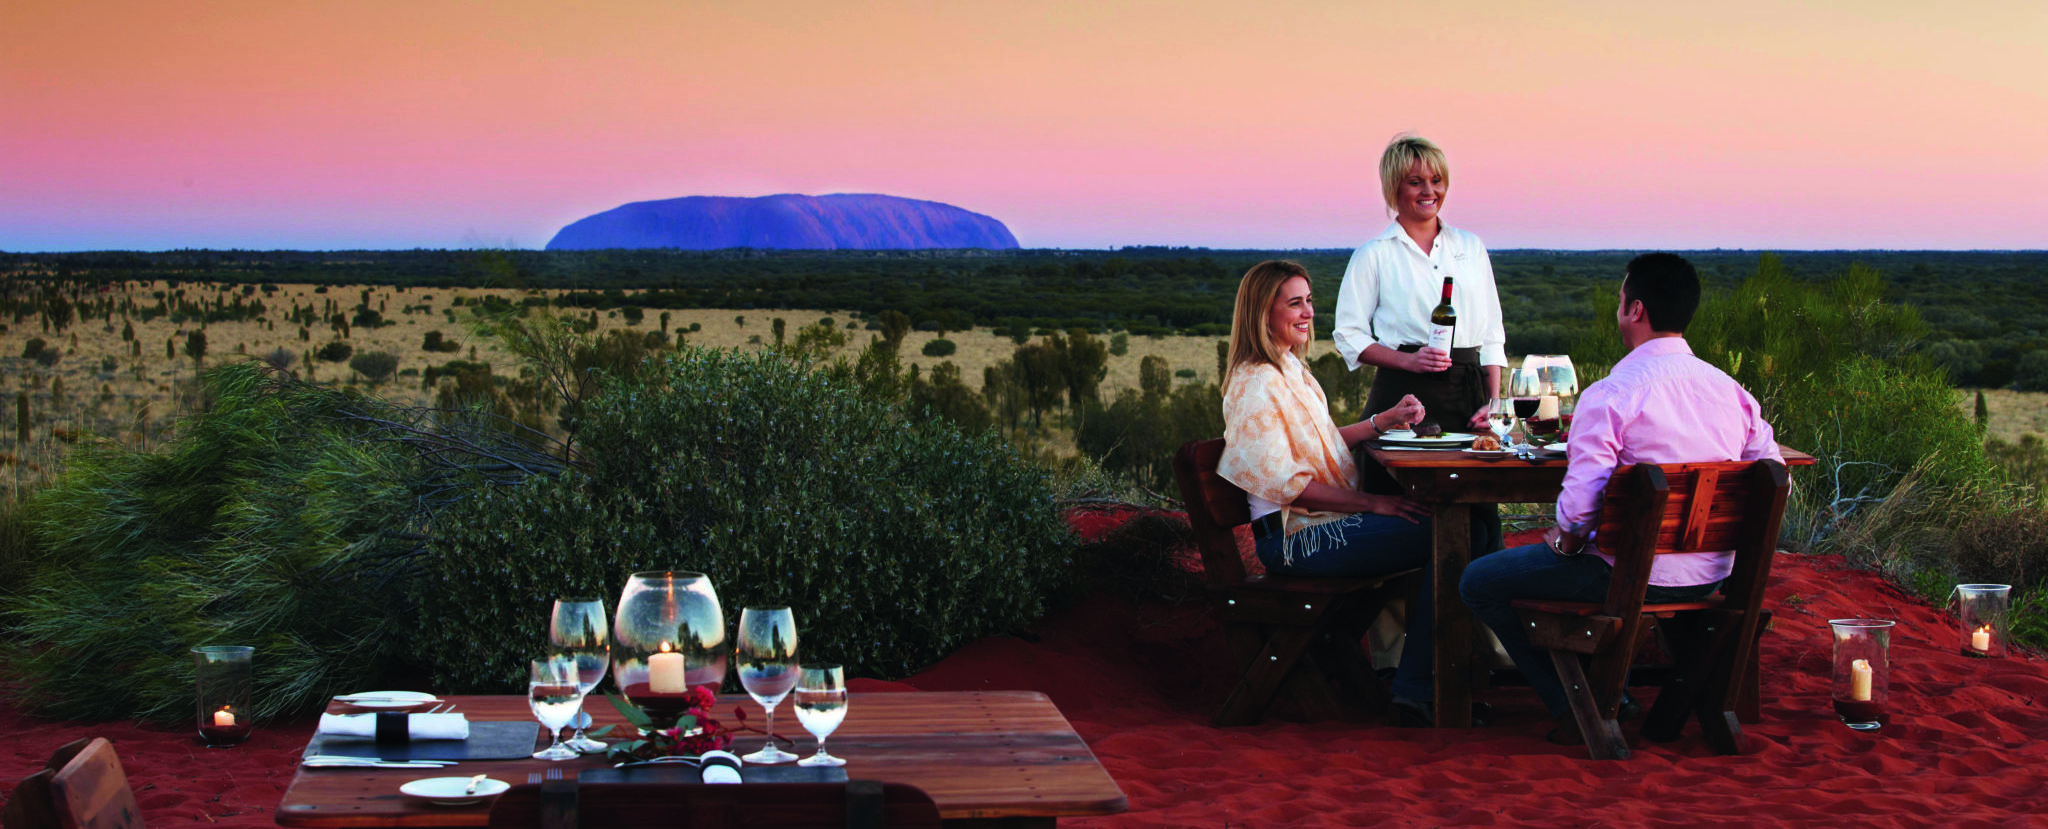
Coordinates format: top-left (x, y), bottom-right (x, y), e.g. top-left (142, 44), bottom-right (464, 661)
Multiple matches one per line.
top-left (1254, 513), bottom-right (1437, 701)
top-left (1459, 543), bottom-right (1721, 719)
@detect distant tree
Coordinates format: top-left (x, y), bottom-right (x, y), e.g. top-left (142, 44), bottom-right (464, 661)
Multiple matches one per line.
top-left (1139, 355), bottom-right (1171, 400)
top-left (120, 321), bottom-right (135, 342)
top-left (772, 317), bottom-right (787, 348)
top-left (877, 311), bottom-right (912, 350)
top-left (1051, 329), bottom-right (1109, 409)
top-left (351, 308), bottom-right (385, 329)
top-left (734, 315), bottom-right (745, 327)
top-left (316, 341), bottom-right (354, 363)
top-left (922, 339), bottom-right (957, 357)
top-left (619, 306), bottom-right (645, 326)
top-left (906, 361), bottom-right (992, 434)
top-left (349, 351), bottom-right (400, 384)
top-left (21, 338), bottom-right (47, 360)
top-left (1975, 389), bottom-right (1990, 434)
top-left (1109, 332), bottom-right (1129, 357)
top-left (659, 311), bottom-right (671, 334)
top-left (184, 330), bottom-right (208, 366)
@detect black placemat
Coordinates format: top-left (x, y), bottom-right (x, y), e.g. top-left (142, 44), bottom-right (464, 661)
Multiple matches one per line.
top-left (304, 720), bottom-right (542, 761)
top-left (582, 763), bottom-right (849, 785)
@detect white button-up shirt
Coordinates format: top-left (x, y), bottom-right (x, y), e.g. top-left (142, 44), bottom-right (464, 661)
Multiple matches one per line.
top-left (1331, 221), bottom-right (1507, 370)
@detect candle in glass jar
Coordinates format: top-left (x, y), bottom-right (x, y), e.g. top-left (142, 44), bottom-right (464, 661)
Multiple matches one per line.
top-left (213, 707), bottom-right (236, 727)
top-left (1972, 625), bottom-right (1992, 652)
top-left (1535, 395), bottom-right (1559, 420)
top-left (1848, 658), bottom-right (1873, 702)
top-left (649, 642), bottom-right (688, 693)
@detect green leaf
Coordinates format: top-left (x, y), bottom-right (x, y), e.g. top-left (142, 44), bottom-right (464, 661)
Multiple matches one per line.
top-left (605, 690), bottom-right (653, 731)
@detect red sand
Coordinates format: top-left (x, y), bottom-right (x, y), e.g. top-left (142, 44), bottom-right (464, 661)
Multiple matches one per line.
top-left (7, 508), bottom-right (2047, 827)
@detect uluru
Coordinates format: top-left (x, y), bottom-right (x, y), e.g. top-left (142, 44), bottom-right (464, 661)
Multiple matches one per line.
top-left (544, 193), bottom-right (1020, 251)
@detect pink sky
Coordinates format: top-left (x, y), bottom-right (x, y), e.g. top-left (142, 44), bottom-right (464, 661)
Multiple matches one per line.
top-left (2, 1), bottom-right (2043, 251)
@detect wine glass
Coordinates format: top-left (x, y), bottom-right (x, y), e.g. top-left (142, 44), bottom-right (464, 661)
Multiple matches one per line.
top-left (529, 657), bottom-right (585, 761)
top-left (1509, 367), bottom-right (1543, 441)
top-left (1544, 358), bottom-right (1579, 440)
top-left (549, 597), bottom-right (609, 753)
top-left (793, 664), bottom-right (848, 768)
top-left (736, 606), bottom-right (800, 765)
top-left (1486, 398), bottom-right (1515, 447)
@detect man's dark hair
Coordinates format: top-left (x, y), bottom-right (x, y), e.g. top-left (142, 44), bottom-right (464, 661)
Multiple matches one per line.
top-left (1621, 253), bottom-right (1701, 333)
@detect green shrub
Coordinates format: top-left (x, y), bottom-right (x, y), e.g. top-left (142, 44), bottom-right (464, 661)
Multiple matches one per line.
top-left (4, 365), bottom-right (424, 721)
top-left (413, 347), bottom-right (1076, 691)
top-left (349, 351), bottom-right (400, 384)
top-left (922, 338), bottom-right (956, 357)
top-left (316, 341), bottom-right (354, 362)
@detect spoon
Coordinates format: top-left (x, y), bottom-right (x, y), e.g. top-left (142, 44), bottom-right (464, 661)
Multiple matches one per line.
top-left (464, 774), bottom-right (488, 795)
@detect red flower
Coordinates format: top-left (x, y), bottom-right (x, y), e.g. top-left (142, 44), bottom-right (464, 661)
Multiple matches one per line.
top-left (685, 685), bottom-right (717, 710)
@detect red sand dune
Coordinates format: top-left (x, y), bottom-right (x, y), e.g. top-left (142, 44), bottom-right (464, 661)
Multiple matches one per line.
top-left (6, 507), bottom-right (2046, 827)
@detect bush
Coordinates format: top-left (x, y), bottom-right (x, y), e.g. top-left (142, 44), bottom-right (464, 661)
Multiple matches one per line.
top-left (422, 330), bottom-right (462, 353)
top-left (316, 341), bottom-right (354, 362)
top-left (414, 348), bottom-right (1076, 690)
top-left (922, 338), bottom-right (957, 357)
top-left (349, 351), bottom-right (400, 384)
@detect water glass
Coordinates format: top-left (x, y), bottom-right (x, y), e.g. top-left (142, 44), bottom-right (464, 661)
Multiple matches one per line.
top-left (193, 646), bottom-right (254, 747)
top-left (1828, 619), bottom-right (1894, 731)
top-left (529, 658), bottom-right (586, 761)
top-left (549, 597), bottom-right (610, 752)
top-left (793, 664), bottom-right (848, 768)
top-left (737, 606), bottom-right (800, 764)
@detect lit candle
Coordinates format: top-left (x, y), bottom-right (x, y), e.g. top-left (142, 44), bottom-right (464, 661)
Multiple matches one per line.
top-left (1535, 395), bottom-right (1559, 420)
top-left (213, 707), bottom-right (236, 727)
top-left (648, 641), bottom-right (687, 694)
top-left (1849, 658), bottom-right (1873, 702)
top-left (1972, 625), bottom-right (1992, 652)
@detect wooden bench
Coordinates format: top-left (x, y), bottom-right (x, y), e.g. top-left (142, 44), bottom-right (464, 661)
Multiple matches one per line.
top-left (1513, 459), bottom-right (1788, 760)
top-left (1173, 438), bottom-right (1420, 726)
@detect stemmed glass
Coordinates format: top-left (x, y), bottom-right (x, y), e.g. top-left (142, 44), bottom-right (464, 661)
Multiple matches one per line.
top-left (1545, 358), bottom-right (1579, 440)
top-left (1485, 398), bottom-right (1516, 447)
top-left (736, 606), bottom-right (800, 765)
top-left (528, 658), bottom-right (586, 761)
top-left (793, 664), bottom-right (848, 768)
top-left (549, 597), bottom-right (609, 753)
top-left (1508, 367), bottom-right (1543, 444)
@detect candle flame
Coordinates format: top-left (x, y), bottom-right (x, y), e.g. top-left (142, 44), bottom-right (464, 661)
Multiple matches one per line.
top-left (659, 641), bottom-right (673, 653)
top-left (219, 705), bottom-right (232, 712)
top-left (1977, 624), bottom-right (1994, 634)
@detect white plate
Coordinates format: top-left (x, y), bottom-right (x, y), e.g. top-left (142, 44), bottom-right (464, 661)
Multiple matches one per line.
top-left (1380, 428), bottom-right (1417, 440)
top-left (400, 776), bottom-right (509, 806)
top-left (1539, 441), bottom-right (1570, 454)
top-left (1379, 432), bottom-right (1478, 448)
top-left (335, 691), bottom-right (437, 709)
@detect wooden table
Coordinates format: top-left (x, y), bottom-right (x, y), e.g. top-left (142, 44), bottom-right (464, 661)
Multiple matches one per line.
top-left (273, 691), bottom-right (1125, 828)
top-left (1362, 443), bottom-right (1814, 728)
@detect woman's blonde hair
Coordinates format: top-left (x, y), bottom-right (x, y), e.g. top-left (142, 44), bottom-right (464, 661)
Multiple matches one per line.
top-left (1226, 260), bottom-right (1312, 389)
top-left (1379, 133), bottom-right (1450, 213)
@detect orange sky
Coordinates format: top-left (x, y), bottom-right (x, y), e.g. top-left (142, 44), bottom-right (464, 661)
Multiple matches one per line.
top-left (1, 0), bottom-right (2043, 250)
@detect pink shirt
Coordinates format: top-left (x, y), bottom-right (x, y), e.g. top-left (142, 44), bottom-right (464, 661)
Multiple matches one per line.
top-left (1557, 337), bottom-right (1781, 586)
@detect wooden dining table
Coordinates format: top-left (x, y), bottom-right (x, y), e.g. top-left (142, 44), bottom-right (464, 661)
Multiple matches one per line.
top-left (273, 691), bottom-right (1125, 828)
top-left (1361, 441), bottom-right (1814, 728)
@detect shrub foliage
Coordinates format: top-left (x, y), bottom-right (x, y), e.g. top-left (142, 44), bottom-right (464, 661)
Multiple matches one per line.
top-left (414, 347), bottom-right (1077, 691)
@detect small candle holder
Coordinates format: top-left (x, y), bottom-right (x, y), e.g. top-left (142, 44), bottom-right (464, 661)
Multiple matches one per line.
top-left (192, 646), bottom-right (254, 747)
top-left (1828, 619), bottom-right (1893, 731)
top-left (1956, 584), bottom-right (2010, 659)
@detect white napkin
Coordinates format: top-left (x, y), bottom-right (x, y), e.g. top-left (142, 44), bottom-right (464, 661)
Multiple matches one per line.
top-left (317, 712), bottom-right (471, 741)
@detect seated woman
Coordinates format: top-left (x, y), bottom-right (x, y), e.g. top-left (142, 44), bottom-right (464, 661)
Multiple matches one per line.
top-left (1216, 259), bottom-right (1447, 723)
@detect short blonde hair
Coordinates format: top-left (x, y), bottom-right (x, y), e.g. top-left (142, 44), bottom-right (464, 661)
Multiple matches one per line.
top-left (1226, 260), bottom-right (1312, 389)
top-left (1379, 134), bottom-right (1450, 212)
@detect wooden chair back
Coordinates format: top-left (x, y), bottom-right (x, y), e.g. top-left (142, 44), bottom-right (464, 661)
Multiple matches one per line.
top-left (486, 780), bottom-right (942, 829)
top-left (1171, 438), bottom-right (1251, 591)
top-left (1592, 459), bottom-right (1790, 623)
top-left (2, 739), bottom-right (91, 829)
top-left (46, 739), bottom-right (144, 829)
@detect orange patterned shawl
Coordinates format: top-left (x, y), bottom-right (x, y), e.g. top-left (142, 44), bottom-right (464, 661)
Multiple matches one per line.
top-left (1218, 352), bottom-right (1359, 538)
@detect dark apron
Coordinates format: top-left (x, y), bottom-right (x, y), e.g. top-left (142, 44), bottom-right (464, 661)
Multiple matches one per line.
top-left (1357, 344), bottom-right (1503, 554)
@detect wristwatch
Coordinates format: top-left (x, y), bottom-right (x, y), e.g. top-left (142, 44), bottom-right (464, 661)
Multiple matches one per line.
top-left (1547, 528), bottom-right (1583, 557)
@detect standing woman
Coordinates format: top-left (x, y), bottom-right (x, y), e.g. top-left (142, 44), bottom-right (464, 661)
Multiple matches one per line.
top-left (1332, 134), bottom-right (1507, 552)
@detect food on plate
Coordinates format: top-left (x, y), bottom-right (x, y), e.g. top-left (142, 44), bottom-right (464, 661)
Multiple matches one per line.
top-left (1471, 434), bottom-right (1502, 451)
top-left (1414, 423), bottom-right (1444, 438)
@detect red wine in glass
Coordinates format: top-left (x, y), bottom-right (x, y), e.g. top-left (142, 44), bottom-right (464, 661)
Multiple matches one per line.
top-left (1512, 398), bottom-right (1539, 420)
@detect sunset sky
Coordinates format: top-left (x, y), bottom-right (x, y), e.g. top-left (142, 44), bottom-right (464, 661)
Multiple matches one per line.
top-left (2, 1), bottom-right (2043, 251)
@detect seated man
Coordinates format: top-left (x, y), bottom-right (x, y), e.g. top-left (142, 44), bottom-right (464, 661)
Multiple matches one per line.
top-left (1459, 252), bottom-right (1782, 741)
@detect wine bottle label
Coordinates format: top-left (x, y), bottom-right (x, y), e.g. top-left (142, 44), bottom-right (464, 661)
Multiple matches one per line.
top-left (1427, 324), bottom-right (1454, 352)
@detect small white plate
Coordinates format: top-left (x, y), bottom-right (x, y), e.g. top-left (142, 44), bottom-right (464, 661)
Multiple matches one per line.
top-left (400, 777), bottom-right (509, 806)
top-left (1540, 441), bottom-right (1570, 454)
top-left (335, 691), bottom-right (437, 709)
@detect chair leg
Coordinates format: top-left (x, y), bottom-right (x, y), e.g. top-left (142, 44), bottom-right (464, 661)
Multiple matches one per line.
top-left (1214, 624), bottom-right (1321, 727)
top-left (1551, 650), bottom-right (1629, 760)
top-left (1641, 612), bottom-right (1716, 744)
top-left (1737, 609), bottom-right (1772, 725)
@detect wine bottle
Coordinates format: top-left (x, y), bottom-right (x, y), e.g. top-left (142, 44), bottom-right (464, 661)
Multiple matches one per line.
top-left (1427, 277), bottom-right (1456, 353)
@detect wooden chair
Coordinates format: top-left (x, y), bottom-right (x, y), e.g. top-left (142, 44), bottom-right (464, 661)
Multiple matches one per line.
top-left (1173, 438), bottom-right (1420, 727)
top-left (486, 780), bottom-right (942, 829)
top-left (1512, 459), bottom-right (1788, 760)
top-left (1, 738), bottom-right (146, 829)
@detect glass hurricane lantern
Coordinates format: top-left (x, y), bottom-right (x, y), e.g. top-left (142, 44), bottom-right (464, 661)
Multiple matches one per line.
top-left (612, 571), bottom-right (727, 731)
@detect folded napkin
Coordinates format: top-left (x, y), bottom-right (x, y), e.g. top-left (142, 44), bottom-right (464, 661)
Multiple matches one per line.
top-left (318, 712), bottom-right (470, 742)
